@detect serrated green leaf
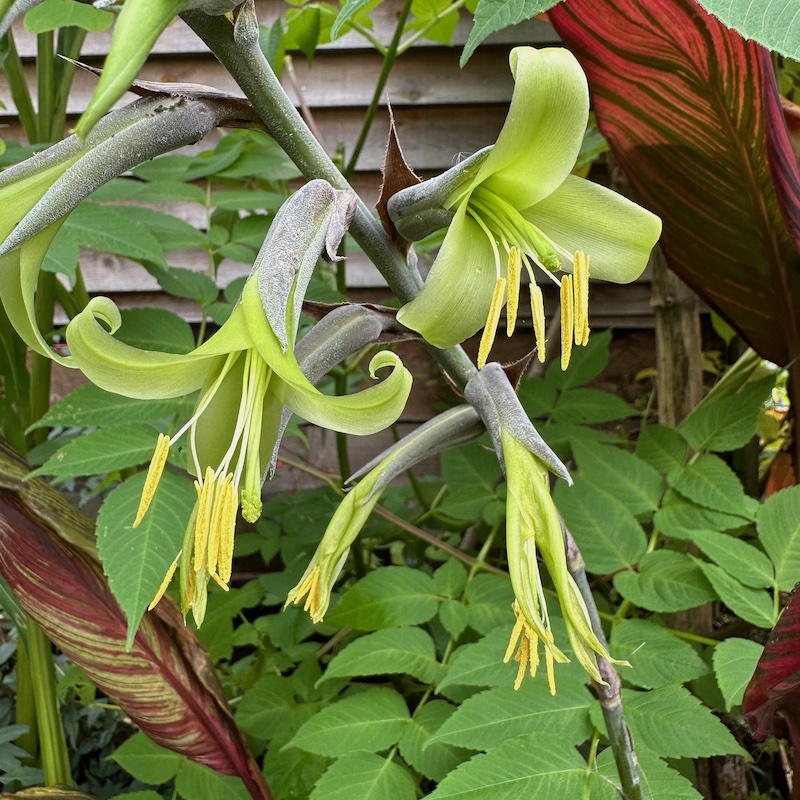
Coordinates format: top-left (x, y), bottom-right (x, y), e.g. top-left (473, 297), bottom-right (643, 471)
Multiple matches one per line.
top-left (433, 558), bottom-right (468, 597)
top-left (654, 489), bottom-right (751, 539)
top-left (97, 470), bottom-right (195, 647)
top-left (636, 423), bottom-right (689, 477)
top-left (42, 226), bottom-right (79, 282)
top-left (110, 731), bottom-right (182, 784)
top-left (211, 189), bottom-right (286, 211)
top-left (326, 566), bottom-right (439, 630)
top-left (398, 700), bottom-right (472, 782)
top-left (309, 751), bottom-right (416, 800)
top-left (546, 328), bottom-right (613, 391)
top-left (460, 0), bottom-right (560, 66)
top-left (90, 177), bottom-right (206, 204)
top-left (596, 746), bottom-right (702, 800)
top-left (613, 551), bottom-right (716, 612)
top-left (25, 0), bottom-right (113, 31)
top-left (429, 680), bottom-right (592, 751)
top-left (463, 573), bottom-right (514, 635)
top-left (321, 627), bottom-right (445, 684)
top-left (427, 731), bottom-right (617, 799)
top-left (610, 619), bottom-right (709, 689)
top-left (409, 0), bottom-right (458, 44)
top-left (331, 0), bottom-right (376, 38)
top-left (174, 759), bottom-right (251, 800)
top-left (440, 598), bottom-right (469, 639)
top-left (120, 205), bottom-right (207, 251)
top-left (713, 637), bottom-right (764, 711)
top-left (668, 454), bottom-right (758, 520)
top-left (690, 529), bottom-right (774, 589)
top-left (117, 308), bottom-right (196, 355)
top-left (438, 628), bottom-right (519, 690)
top-left (288, 688), bottom-right (410, 757)
top-left (554, 478), bottom-right (647, 574)
top-left (28, 423), bottom-right (161, 478)
top-left (263, 745), bottom-right (330, 800)
top-left (236, 674), bottom-right (309, 743)
top-left (438, 486), bottom-right (499, 520)
top-left (551, 387), bottom-right (637, 424)
top-left (693, 559), bottom-right (777, 629)
top-left (623, 685), bottom-right (746, 758)
top-left (441, 441), bottom-right (503, 495)
top-left (758, 485), bottom-right (800, 591)
top-left (571, 440), bottom-right (663, 516)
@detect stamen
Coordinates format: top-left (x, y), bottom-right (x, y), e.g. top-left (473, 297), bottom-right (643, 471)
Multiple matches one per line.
top-left (192, 468), bottom-right (215, 573)
top-left (530, 284), bottom-right (546, 363)
top-left (513, 635), bottom-right (529, 691)
top-left (217, 477), bottom-right (237, 585)
top-left (560, 275), bottom-right (574, 370)
top-left (504, 610), bottom-right (525, 663)
top-left (148, 553), bottom-right (180, 610)
top-left (573, 251), bottom-right (590, 346)
top-left (478, 277), bottom-right (506, 369)
top-left (545, 644), bottom-right (556, 696)
top-left (506, 247), bottom-right (521, 336)
top-left (134, 434), bottom-right (171, 527)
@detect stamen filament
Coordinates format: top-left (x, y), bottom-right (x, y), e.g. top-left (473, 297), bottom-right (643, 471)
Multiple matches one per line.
top-left (478, 277), bottom-right (507, 369)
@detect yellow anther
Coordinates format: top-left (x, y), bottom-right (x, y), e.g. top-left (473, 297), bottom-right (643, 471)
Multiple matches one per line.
top-left (560, 275), bottom-right (574, 370)
top-left (217, 477), bottom-right (237, 585)
top-left (506, 247), bottom-right (521, 336)
top-left (530, 283), bottom-right (546, 364)
top-left (192, 468), bottom-right (215, 573)
top-left (573, 251), bottom-right (590, 346)
top-left (148, 553), bottom-right (180, 610)
top-left (134, 434), bottom-right (171, 527)
top-left (287, 566), bottom-right (323, 620)
top-left (504, 611), bottom-right (525, 663)
top-left (545, 641), bottom-right (556, 696)
top-left (478, 277), bottom-right (507, 369)
top-left (206, 473), bottom-right (230, 578)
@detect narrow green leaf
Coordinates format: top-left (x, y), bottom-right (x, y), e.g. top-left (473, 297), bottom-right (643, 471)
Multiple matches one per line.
top-left (287, 688), bottom-right (410, 757)
top-left (654, 489), bottom-right (751, 539)
top-left (714, 637), bottom-right (764, 712)
top-left (551, 387), bottom-right (637, 424)
top-left (331, 0), bottom-right (375, 39)
top-left (309, 751), bottom-right (417, 800)
top-left (120, 206), bottom-right (207, 251)
top-left (636, 423), bottom-right (689, 477)
top-left (148, 264), bottom-right (220, 305)
top-left (441, 441), bottom-right (503, 495)
top-left (320, 627), bottom-right (445, 684)
top-left (326, 567), bottom-right (439, 630)
top-left (174, 759), bottom-right (251, 800)
top-left (546, 328), bottom-right (613, 391)
top-left (758, 485), bottom-right (800, 591)
top-left (211, 189), bottom-right (286, 211)
top-left (596, 746), bottom-right (702, 800)
top-left (613, 551), bottom-right (716, 613)
top-left (110, 731), bottom-right (182, 784)
top-left (690, 529), bottom-right (774, 589)
top-left (693, 559), bottom-right (777, 629)
top-left (90, 177), bottom-right (206, 204)
top-left (438, 628), bottom-right (519, 691)
top-left (97, 470), bottom-right (196, 647)
top-left (668, 454), bottom-right (758, 519)
top-left (463, 573), bottom-right (514, 635)
top-left (24, 0), bottom-right (113, 31)
top-left (609, 619), bottom-right (709, 689)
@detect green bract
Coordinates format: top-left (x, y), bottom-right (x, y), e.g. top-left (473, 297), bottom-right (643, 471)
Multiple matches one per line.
top-left (389, 46), bottom-right (662, 358)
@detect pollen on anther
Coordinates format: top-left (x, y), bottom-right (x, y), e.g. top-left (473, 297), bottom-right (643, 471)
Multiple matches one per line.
top-left (573, 252), bottom-right (590, 347)
top-left (530, 283), bottom-right (546, 363)
top-left (192, 468), bottom-right (215, 573)
top-left (478, 277), bottom-right (507, 369)
top-left (148, 554), bottom-right (180, 610)
top-left (560, 275), bottom-right (574, 370)
top-left (134, 433), bottom-right (171, 527)
top-left (506, 247), bottom-right (521, 336)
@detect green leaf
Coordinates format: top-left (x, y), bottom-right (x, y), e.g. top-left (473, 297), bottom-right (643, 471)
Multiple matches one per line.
top-left (120, 206), bottom-right (207, 251)
top-left (41, 227), bottom-right (79, 283)
top-left (439, 486), bottom-right (500, 521)
top-left (321, 627), bottom-right (445, 684)
top-left (713, 637), bottom-right (764, 711)
top-left (571, 440), bottom-right (663, 516)
top-left (438, 628), bottom-right (519, 690)
top-left (636, 424), bottom-right (689, 477)
top-left (654, 489), bottom-right (751, 539)
top-left (441, 441), bottom-right (503, 495)
top-left (326, 566), bottom-right (439, 630)
top-left (460, 0), bottom-right (560, 66)
top-left (237, 674), bottom-right (314, 744)
top-left (678, 376), bottom-right (773, 452)
top-left (440, 599), bottom-right (470, 639)
top-left (433, 558), bottom-right (468, 598)
top-left (97, 470), bottom-right (195, 647)
top-left (28, 423), bottom-right (160, 478)
top-left (428, 680), bottom-right (592, 751)
top-left (623, 685), bottom-right (746, 758)
top-left (117, 308), bottom-right (197, 355)
top-left (596, 746), bottom-right (702, 800)
top-left (29, 382), bottom-right (192, 432)
top-left (690, 529), bottom-right (774, 589)
top-left (668, 454), bottom-right (758, 520)
top-left (25, 0), bottom-right (113, 31)
top-left (609, 619), bottom-right (709, 689)
top-left (109, 792), bottom-right (164, 800)
top-left (613, 551), bottom-right (716, 612)
top-left (399, 700), bottom-right (472, 781)
top-left (174, 759), bottom-right (251, 800)
top-left (693, 559), bottom-right (777, 629)
top-left (263, 746), bottom-right (330, 800)
top-left (554, 478), bottom-right (647, 574)
top-left (309, 751), bottom-right (417, 800)
top-left (148, 264), bottom-right (220, 305)
top-left (110, 731), bottom-right (182, 784)
top-left (426, 731), bottom-right (617, 799)
top-left (546, 328), bottom-right (612, 391)
top-left (693, 0), bottom-right (800, 61)
top-left (331, 0), bottom-right (376, 39)
top-left (463, 573), bottom-right (514, 635)
top-left (758, 485), bottom-right (800, 591)
top-left (211, 189), bottom-right (286, 211)
top-left (90, 177), bottom-right (206, 204)
top-left (551, 387), bottom-right (637, 424)
top-left (288, 688), bottom-right (410, 757)
top-left (409, 0), bottom-right (458, 45)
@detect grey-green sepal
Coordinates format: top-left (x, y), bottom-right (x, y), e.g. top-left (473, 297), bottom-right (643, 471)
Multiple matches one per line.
top-left (387, 147), bottom-right (490, 242)
top-left (266, 303), bottom-right (395, 477)
top-left (256, 179), bottom-right (357, 353)
top-left (465, 362), bottom-right (571, 484)
top-left (348, 405), bottom-right (485, 500)
top-left (0, 93), bottom-right (250, 256)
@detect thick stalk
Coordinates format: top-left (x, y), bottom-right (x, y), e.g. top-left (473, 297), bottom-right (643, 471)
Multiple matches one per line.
top-left (183, 4), bottom-right (477, 389)
top-left (4, 34), bottom-right (38, 142)
top-left (29, 272), bottom-right (55, 447)
top-left (14, 637), bottom-right (38, 764)
top-left (36, 32), bottom-right (55, 144)
top-left (50, 27), bottom-right (88, 141)
top-left (564, 524), bottom-right (642, 800)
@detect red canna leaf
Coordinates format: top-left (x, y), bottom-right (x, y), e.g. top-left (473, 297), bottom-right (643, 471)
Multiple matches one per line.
top-left (0, 443), bottom-right (271, 800)
top-left (549, 0), bottom-right (800, 366)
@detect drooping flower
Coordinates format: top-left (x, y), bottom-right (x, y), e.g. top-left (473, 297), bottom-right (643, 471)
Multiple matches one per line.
top-left (65, 181), bottom-right (413, 623)
top-left (389, 46), bottom-right (662, 368)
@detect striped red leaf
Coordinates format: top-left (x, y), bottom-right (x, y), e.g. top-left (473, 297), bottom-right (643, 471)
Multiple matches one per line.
top-left (0, 444), bottom-right (271, 800)
top-left (549, 0), bottom-right (800, 366)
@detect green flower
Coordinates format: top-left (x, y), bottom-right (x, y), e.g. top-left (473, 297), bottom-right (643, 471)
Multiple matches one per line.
top-left (390, 46), bottom-right (661, 367)
top-left (66, 181), bottom-right (412, 623)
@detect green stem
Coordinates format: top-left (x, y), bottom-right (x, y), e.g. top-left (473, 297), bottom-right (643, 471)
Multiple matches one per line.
top-left (183, 3), bottom-right (477, 390)
top-left (4, 34), bottom-right (38, 142)
top-left (26, 620), bottom-right (72, 785)
top-left (29, 272), bottom-right (56, 447)
top-left (397, 0), bottom-right (466, 55)
top-left (347, 22), bottom-right (387, 55)
top-left (344, 0), bottom-right (412, 179)
top-left (50, 27), bottom-right (88, 141)
top-left (36, 31), bottom-right (55, 144)
top-left (14, 637), bottom-right (38, 764)
top-left (564, 525), bottom-right (642, 800)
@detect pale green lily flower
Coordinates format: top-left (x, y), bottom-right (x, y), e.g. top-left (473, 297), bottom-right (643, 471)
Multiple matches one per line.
top-left (389, 46), bottom-right (662, 367)
top-left (65, 181), bottom-right (413, 623)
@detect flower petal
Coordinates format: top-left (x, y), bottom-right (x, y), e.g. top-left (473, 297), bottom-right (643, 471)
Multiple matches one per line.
top-left (469, 47), bottom-right (590, 209)
top-left (396, 203), bottom-right (497, 347)
top-left (527, 174), bottom-right (662, 281)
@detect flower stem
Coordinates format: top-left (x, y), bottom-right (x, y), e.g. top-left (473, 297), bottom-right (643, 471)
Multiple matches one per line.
top-left (4, 34), bottom-right (38, 143)
top-left (563, 523), bottom-right (642, 800)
